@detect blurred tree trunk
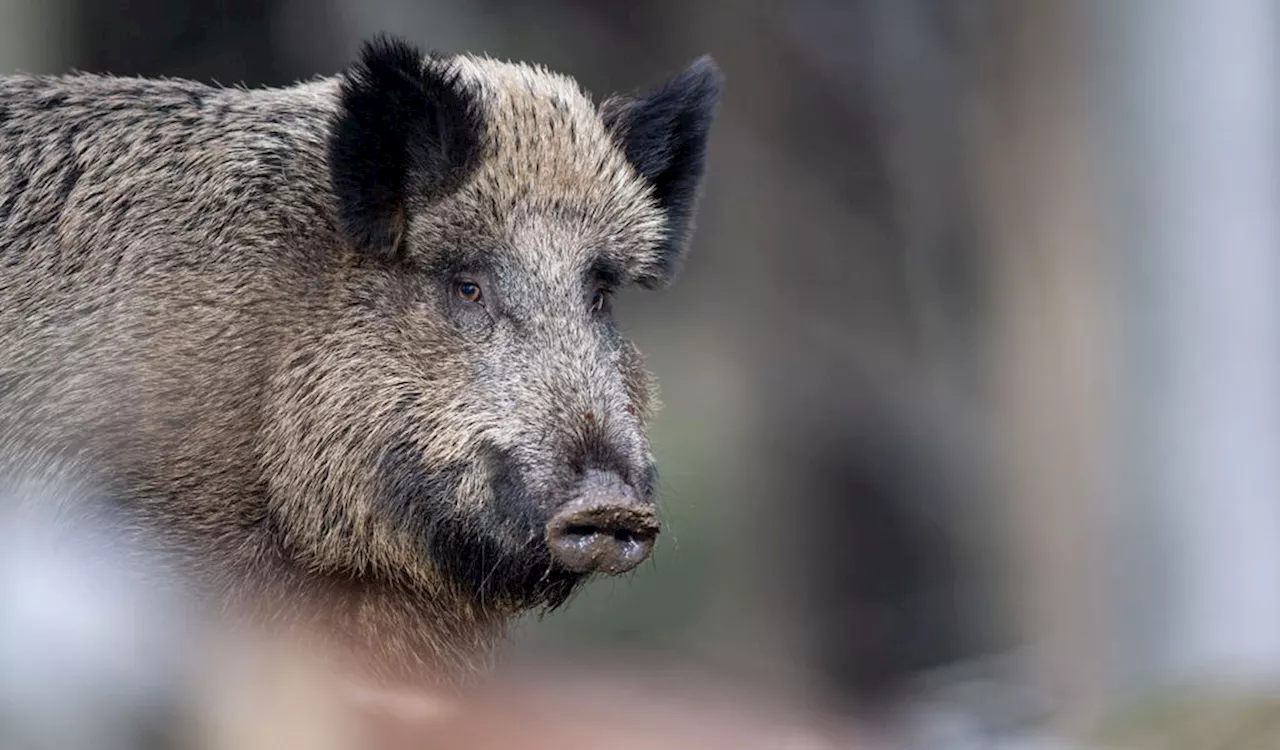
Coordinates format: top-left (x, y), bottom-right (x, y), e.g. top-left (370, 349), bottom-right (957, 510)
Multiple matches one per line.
top-left (1088, 0), bottom-right (1280, 738)
top-left (967, 0), bottom-right (1116, 735)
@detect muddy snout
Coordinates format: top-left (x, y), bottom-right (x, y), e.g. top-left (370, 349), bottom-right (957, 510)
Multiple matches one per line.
top-left (545, 470), bottom-right (659, 575)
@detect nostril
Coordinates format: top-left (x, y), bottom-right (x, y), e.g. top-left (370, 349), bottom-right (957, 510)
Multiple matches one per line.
top-left (563, 524), bottom-right (596, 538)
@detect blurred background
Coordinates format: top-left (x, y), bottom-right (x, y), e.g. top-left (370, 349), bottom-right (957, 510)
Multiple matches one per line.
top-left (3, 0), bottom-right (1280, 747)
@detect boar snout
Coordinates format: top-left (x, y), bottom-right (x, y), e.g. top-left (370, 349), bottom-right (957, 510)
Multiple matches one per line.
top-left (544, 470), bottom-right (658, 575)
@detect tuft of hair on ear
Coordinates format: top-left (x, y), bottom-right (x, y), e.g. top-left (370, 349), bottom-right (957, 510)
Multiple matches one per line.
top-left (328, 33), bottom-right (486, 258)
top-left (601, 56), bottom-right (723, 288)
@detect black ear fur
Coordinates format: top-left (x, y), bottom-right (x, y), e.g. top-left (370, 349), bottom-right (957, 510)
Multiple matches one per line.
top-left (602, 56), bottom-right (723, 286)
top-left (329, 34), bottom-right (485, 256)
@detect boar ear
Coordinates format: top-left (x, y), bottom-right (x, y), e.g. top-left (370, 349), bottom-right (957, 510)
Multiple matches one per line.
top-left (329, 34), bottom-right (485, 257)
top-left (602, 56), bottom-right (723, 287)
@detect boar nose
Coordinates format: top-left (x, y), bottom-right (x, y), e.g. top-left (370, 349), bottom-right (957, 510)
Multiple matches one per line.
top-left (545, 470), bottom-right (659, 575)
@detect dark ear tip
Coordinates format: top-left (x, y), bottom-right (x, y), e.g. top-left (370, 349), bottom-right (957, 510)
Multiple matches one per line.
top-left (680, 55), bottom-right (724, 103)
top-left (356, 32), bottom-right (423, 68)
top-left (363, 30), bottom-right (399, 50)
top-left (689, 55), bottom-right (723, 81)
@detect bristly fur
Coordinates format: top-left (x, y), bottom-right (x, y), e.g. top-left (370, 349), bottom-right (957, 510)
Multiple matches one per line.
top-left (0, 33), bottom-right (721, 689)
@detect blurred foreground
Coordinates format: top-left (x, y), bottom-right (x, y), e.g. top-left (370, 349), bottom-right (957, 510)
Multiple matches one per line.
top-left (1, 484), bottom-right (1276, 750)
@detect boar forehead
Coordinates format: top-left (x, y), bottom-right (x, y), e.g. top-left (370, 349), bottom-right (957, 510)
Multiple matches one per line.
top-left (404, 55), bottom-right (669, 284)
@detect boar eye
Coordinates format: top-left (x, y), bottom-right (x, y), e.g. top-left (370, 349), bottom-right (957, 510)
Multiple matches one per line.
top-left (455, 281), bottom-right (483, 303)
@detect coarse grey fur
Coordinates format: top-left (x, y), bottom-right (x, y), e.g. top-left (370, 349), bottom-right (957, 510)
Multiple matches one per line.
top-left (0, 34), bottom-right (721, 688)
